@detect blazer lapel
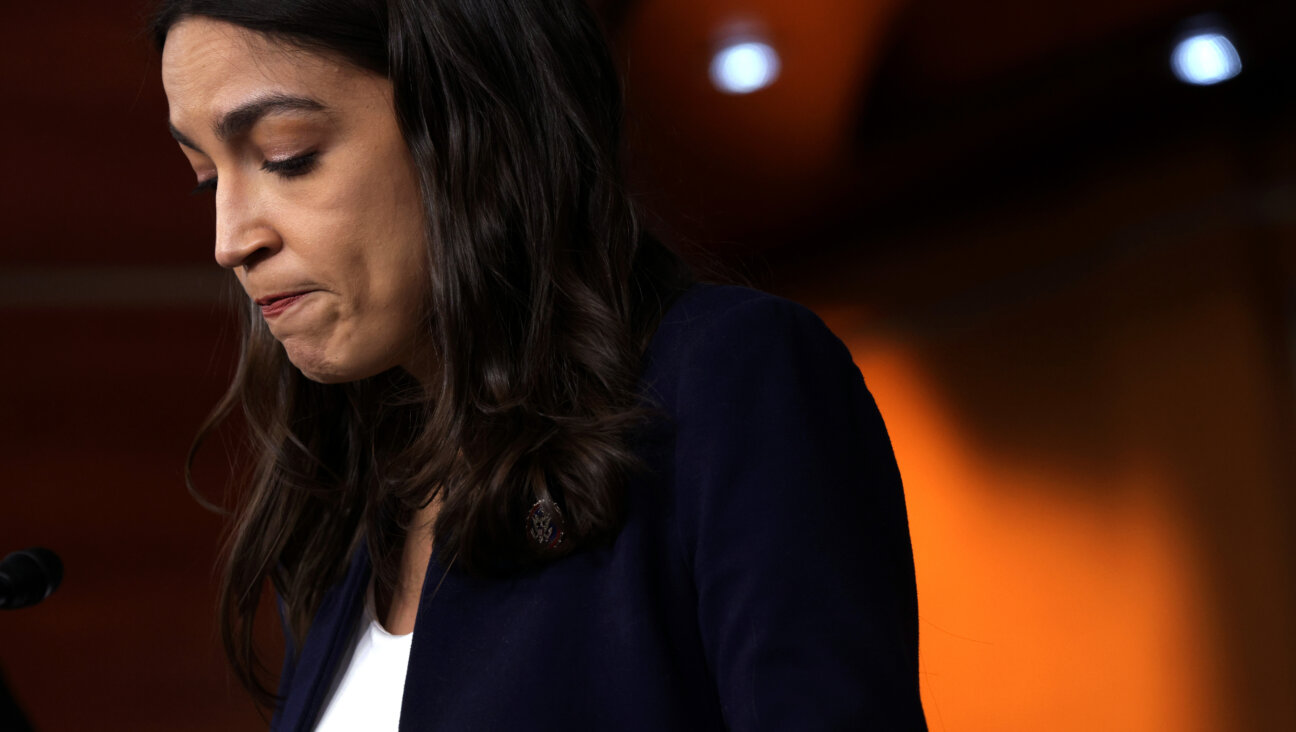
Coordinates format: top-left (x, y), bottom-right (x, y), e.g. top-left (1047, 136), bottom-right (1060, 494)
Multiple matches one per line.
top-left (273, 546), bottom-right (371, 732)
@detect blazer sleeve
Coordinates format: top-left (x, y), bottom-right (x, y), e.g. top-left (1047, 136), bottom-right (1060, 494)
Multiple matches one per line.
top-left (670, 294), bottom-right (926, 730)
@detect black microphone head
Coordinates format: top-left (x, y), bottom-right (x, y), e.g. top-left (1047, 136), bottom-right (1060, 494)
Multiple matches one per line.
top-left (0, 548), bottom-right (63, 610)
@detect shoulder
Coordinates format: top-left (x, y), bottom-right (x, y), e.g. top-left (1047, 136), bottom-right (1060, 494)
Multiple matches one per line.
top-left (642, 284), bottom-right (860, 413)
top-left (649, 284), bottom-right (840, 348)
top-left (638, 287), bottom-right (924, 729)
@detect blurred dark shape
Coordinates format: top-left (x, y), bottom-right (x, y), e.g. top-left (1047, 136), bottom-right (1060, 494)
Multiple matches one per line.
top-left (0, 549), bottom-right (63, 611)
top-left (0, 668), bottom-right (33, 732)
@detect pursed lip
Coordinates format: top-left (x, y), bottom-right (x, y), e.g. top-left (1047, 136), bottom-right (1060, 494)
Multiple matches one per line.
top-left (255, 290), bottom-right (314, 318)
top-left (254, 290), bottom-right (312, 307)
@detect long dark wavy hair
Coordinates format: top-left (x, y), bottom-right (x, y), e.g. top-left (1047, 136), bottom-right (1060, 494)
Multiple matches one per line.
top-left (150, 0), bottom-right (692, 707)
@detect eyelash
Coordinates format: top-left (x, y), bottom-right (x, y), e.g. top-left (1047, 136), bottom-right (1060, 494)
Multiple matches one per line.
top-left (188, 151), bottom-right (320, 195)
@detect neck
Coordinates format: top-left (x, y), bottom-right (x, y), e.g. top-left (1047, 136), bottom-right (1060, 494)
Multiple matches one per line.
top-left (376, 499), bottom-right (440, 635)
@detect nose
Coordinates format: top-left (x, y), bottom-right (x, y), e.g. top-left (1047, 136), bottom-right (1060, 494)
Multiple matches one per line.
top-left (213, 180), bottom-right (282, 270)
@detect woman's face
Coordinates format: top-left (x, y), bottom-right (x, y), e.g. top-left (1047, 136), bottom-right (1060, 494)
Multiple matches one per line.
top-left (162, 17), bottom-right (428, 384)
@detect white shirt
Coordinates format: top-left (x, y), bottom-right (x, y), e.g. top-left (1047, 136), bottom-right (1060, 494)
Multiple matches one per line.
top-left (314, 582), bottom-right (414, 731)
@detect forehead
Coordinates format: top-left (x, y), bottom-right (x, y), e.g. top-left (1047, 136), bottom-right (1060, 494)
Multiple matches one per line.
top-left (161, 17), bottom-right (379, 132)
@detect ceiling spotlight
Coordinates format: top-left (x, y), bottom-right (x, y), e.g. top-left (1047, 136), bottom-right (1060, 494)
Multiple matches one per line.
top-left (1171, 32), bottom-right (1242, 85)
top-left (710, 41), bottom-right (781, 95)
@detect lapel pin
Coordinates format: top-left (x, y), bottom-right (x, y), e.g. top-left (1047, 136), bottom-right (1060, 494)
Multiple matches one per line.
top-left (526, 497), bottom-right (566, 551)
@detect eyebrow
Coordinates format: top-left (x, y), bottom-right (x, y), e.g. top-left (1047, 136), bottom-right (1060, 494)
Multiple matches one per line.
top-left (168, 93), bottom-right (327, 152)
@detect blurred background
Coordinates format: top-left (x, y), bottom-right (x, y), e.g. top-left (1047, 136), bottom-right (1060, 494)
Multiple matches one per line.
top-left (1, 0), bottom-right (1293, 729)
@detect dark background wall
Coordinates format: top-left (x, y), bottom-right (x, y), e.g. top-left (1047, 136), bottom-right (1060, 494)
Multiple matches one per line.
top-left (1, 1), bottom-right (1292, 729)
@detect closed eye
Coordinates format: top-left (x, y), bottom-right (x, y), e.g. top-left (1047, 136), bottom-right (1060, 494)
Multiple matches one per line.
top-left (186, 152), bottom-right (318, 196)
top-left (263, 151), bottom-right (318, 178)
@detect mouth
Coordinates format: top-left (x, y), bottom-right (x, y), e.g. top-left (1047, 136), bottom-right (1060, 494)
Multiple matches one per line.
top-left (255, 291), bottom-right (313, 318)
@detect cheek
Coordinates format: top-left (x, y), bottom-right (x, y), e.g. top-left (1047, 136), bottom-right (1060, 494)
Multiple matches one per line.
top-left (325, 156), bottom-right (423, 251)
top-left (357, 170), bottom-right (428, 305)
top-left (392, 249), bottom-right (430, 317)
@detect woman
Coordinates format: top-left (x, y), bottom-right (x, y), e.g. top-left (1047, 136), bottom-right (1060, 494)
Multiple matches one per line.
top-left (152, 0), bottom-right (926, 729)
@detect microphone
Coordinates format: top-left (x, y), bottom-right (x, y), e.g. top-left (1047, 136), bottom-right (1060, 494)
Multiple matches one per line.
top-left (0, 548), bottom-right (63, 610)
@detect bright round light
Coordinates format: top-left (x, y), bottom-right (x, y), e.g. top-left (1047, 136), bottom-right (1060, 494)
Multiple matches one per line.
top-left (1171, 32), bottom-right (1242, 85)
top-left (709, 41), bottom-right (781, 94)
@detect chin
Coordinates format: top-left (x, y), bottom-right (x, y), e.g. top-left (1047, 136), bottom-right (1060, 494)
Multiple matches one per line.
top-left (285, 345), bottom-right (381, 385)
top-left (296, 366), bottom-right (354, 384)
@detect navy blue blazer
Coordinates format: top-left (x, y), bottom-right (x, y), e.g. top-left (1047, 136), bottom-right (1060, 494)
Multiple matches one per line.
top-left (272, 285), bottom-right (926, 730)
